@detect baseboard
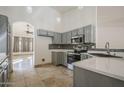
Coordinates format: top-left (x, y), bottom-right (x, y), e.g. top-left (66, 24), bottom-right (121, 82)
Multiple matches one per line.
top-left (34, 63), bottom-right (52, 68)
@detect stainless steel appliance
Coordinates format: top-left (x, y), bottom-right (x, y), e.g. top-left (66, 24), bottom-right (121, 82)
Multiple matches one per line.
top-left (0, 15), bottom-right (8, 55)
top-left (67, 52), bottom-right (92, 70)
top-left (67, 53), bottom-right (81, 70)
top-left (0, 15), bottom-right (11, 87)
top-left (71, 34), bottom-right (85, 44)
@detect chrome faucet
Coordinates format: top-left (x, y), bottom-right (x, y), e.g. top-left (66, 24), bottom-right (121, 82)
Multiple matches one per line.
top-left (105, 42), bottom-right (110, 55)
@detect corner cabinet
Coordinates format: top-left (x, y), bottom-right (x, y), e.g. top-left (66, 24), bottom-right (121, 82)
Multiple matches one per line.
top-left (66, 31), bottom-right (72, 44)
top-left (52, 52), bottom-right (67, 66)
top-left (61, 32), bottom-right (67, 44)
top-left (52, 32), bottom-right (62, 44)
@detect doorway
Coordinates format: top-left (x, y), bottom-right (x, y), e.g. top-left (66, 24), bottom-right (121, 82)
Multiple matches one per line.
top-left (12, 21), bottom-right (34, 70)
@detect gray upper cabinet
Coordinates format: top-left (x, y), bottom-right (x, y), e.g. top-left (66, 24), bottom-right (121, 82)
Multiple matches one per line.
top-left (66, 31), bottom-right (72, 44)
top-left (78, 27), bottom-right (84, 35)
top-left (37, 29), bottom-right (47, 36)
top-left (71, 29), bottom-right (78, 37)
top-left (83, 25), bottom-right (95, 43)
top-left (47, 31), bottom-right (54, 37)
top-left (37, 24), bottom-right (95, 44)
top-left (61, 32), bottom-right (67, 44)
top-left (52, 32), bottom-right (62, 44)
top-left (37, 29), bottom-right (54, 37)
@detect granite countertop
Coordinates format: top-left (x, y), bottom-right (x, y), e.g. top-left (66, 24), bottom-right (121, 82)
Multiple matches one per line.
top-left (73, 56), bottom-right (124, 81)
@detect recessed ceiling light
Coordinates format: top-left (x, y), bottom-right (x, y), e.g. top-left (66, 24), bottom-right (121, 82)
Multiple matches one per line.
top-left (56, 17), bottom-right (61, 23)
top-left (27, 6), bottom-right (32, 14)
top-left (78, 6), bottom-right (84, 10)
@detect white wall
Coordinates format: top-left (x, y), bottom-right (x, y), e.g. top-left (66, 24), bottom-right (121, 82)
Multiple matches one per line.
top-left (0, 6), bottom-right (62, 66)
top-left (0, 6), bottom-right (62, 32)
top-left (97, 6), bottom-right (124, 49)
top-left (35, 36), bottom-right (52, 65)
top-left (13, 22), bottom-right (34, 38)
top-left (62, 6), bottom-right (97, 32)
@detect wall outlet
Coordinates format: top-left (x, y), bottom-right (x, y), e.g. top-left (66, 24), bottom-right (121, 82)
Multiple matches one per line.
top-left (42, 58), bottom-right (45, 62)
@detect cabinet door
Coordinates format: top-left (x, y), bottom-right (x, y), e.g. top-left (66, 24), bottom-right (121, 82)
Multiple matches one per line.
top-left (66, 31), bottom-right (72, 44)
top-left (52, 52), bottom-right (57, 65)
top-left (52, 32), bottom-right (57, 44)
top-left (91, 26), bottom-right (95, 43)
top-left (63, 52), bottom-right (67, 66)
top-left (84, 25), bottom-right (92, 43)
top-left (78, 27), bottom-right (84, 35)
top-left (52, 32), bottom-right (61, 44)
top-left (71, 29), bottom-right (78, 37)
top-left (37, 29), bottom-right (47, 36)
top-left (57, 33), bottom-right (62, 44)
top-left (62, 33), bottom-right (67, 44)
top-left (58, 52), bottom-right (67, 66)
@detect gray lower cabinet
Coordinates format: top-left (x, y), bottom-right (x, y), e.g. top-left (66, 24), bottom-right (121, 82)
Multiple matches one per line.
top-left (74, 66), bottom-right (124, 87)
top-left (52, 32), bottom-right (62, 44)
top-left (52, 52), bottom-right (67, 66)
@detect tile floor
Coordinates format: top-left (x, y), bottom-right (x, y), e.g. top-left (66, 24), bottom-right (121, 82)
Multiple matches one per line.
top-left (8, 55), bottom-right (73, 87)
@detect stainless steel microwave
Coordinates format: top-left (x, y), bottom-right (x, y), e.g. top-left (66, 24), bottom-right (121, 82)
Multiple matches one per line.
top-left (71, 34), bottom-right (85, 44)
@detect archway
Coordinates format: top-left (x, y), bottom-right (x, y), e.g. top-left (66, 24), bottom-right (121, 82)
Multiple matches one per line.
top-left (12, 21), bottom-right (35, 69)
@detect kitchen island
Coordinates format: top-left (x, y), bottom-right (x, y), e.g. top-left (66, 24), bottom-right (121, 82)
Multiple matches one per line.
top-left (73, 55), bottom-right (124, 87)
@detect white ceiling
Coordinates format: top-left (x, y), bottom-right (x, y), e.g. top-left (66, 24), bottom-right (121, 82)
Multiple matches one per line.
top-left (51, 6), bottom-right (77, 13)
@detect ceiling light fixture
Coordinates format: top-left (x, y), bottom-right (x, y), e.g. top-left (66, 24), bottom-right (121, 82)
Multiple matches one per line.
top-left (27, 6), bottom-right (32, 14)
top-left (56, 17), bottom-right (61, 23)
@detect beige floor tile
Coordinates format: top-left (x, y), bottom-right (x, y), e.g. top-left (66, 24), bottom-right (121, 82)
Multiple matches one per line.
top-left (9, 55), bottom-right (73, 87)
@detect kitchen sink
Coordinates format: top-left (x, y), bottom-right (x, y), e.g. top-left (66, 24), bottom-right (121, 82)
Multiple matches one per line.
top-left (89, 53), bottom-right (123, 58)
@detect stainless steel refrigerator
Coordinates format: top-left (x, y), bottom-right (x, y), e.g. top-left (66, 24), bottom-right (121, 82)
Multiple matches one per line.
top-left (0, 15), bottom-right (12, 73)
